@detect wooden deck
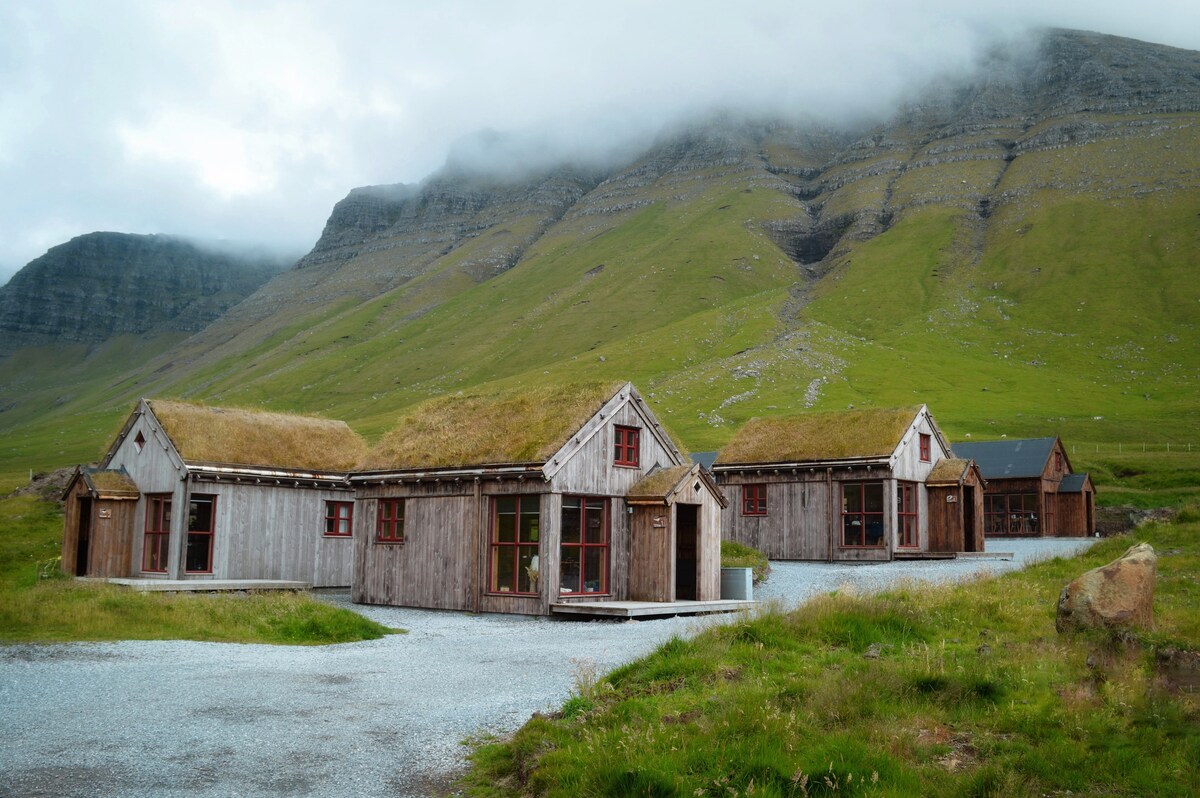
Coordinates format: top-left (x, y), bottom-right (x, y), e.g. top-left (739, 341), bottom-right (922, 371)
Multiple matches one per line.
top-left (84, 578), bottom-right (311, 592)
top-left (550, 599), bottom-right (755, 618)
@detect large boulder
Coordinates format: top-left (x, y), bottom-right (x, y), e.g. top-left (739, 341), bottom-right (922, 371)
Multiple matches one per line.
top-left (1056, 543), bottom-right (1156, 633)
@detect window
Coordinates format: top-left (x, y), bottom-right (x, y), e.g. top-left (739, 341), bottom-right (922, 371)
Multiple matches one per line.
top-left (324, 501), bottom-right (353, 537)
top-left (134, 431), bottom-right (146, 453)
top-left (490, 496), bottom-right (540, 594)
top-left (1055, 451), bottom-right (1063, 472)
top-left (560, 497), bottom-right (609, 595)
top-left (377, 499), bottom-right (405, 543)
top-left (614, 426), bottom-right (640, 467)
top-left (897, 482), bottom-right (918, 548)
top-left (143, 494), bottom-right (171, 572)
top-left (185, 494), bottom-right (215, 573)
top-left (842, 482), bottom-right (885, 547)
top-left (984, 493), bottom-right (1040, 535)
top-left (742, 484), bottom-right (767, 516)
top-left (919, 433), bottom-right (931, 463)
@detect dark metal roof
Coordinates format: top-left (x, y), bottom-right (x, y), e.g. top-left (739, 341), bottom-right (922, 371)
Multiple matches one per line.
top-left (1058, 473), bottom-right (1091, 493)
top-left (951, 437), bottom-right (1057, 479)
top-left (690, 451), bottom-right (719, 471)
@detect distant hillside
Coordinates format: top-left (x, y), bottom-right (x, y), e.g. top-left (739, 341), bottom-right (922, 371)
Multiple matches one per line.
top-left (1, 28), bottom-right (1197, 476)
top-left (0, 232), bottom-right (286, 350)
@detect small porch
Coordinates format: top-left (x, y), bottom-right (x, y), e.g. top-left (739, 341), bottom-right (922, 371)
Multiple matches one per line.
top-left (550, 598), bottom-right (755, 618)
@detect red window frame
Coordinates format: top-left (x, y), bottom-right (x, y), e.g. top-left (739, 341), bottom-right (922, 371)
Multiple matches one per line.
top-left (559, 496), bottom-right (609, 596)
top-left (897, 481), bottom-right (919, 548)
top-left (919, 433), bottom-right (931, 463)
top-left (841, 481), bottom-right (885, 547)
top-left (742, 484), bottom-right (767, 516)
top-left (142, 494), bottom-right (171, 573)
top-left (324, 500), bottom-right (353, 537)
top-left (377, 499), bottom-right (405, 543)
top-left (613, 426), bottom-right (640, 468)
top-left (489, 495), bottom-right (540, 595)
top-left (184, 494), bottom-right (216, 574)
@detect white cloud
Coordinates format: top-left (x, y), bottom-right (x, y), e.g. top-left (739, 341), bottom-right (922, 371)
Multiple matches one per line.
top-left (0, 0), bottom-right (1197, 282)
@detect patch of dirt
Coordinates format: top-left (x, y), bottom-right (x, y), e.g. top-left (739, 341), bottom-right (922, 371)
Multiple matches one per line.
top-left (11, 466), bottom-right (77, 504)
top-left (916, 725), bottom-right (979, 772)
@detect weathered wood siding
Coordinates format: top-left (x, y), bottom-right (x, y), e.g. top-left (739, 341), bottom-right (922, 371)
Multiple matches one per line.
top-left (61, 482), bottom-right (137, 578)
top-left (720, 467), bottom-right (894, 562)
top-left (629, 504), bottom-right (673, 601)
top-left (927, 485), bottom-right (962, 553)
top-left (198, 480), bottom-right (355, 586)
top-left (549, 401), bottom-right (682, 496)
top-left (892, 407), bottom-right (951, 551)
top-left (1056, 484), bottom-right (1095, 536)
top-left (61, 480), bottom-right (85, 576)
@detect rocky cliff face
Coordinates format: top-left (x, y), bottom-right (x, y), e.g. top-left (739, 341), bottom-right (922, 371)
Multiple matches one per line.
top-left (0, 233), bottom-right (285, 350)
top-left (289, 30), bottom-right (1199, 292)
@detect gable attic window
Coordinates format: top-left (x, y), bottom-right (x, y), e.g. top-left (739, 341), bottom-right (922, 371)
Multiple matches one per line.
top-left (919, 433), bottom-right (931, 462)
top-left (614, 426), bottom-right (640, 468)
top-left (134, 431), bottom-right (146, 453)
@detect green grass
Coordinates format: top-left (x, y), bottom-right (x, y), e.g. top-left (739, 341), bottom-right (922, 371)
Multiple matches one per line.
top-left (0, 495), bottom-right (393, 645)
top-left (462, 516), bottom-right (1200, 797)
top-left (720, 540), bottom-right (770, 584)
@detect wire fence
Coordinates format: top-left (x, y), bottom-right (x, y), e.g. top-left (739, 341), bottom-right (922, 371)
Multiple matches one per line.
top-left (1069, 442), bottom-right (1197, 456)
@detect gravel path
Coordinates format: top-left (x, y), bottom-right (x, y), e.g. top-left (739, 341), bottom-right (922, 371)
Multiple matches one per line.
top-left (0, 538), bottom-right (1097, 797)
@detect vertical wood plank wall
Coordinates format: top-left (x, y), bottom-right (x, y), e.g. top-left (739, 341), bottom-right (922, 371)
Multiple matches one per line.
top-left (629, 505), bottom-right (673, 601)
top-left (202, 481), bottom-right (355, 586)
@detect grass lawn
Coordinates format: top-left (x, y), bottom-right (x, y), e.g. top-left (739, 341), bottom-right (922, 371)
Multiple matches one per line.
top-left (463, 514), bottom-right (1200, 797)
top-left (0, 495), bottom-right (393, 645)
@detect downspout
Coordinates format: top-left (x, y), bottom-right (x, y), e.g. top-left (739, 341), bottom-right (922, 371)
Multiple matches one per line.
top-left (826, 467), bottom-right (834, 563)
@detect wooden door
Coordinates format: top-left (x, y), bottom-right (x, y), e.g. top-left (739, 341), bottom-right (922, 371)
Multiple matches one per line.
top-left (75, 497), bottom-right (92, 576)
top-left (675, 504), bottom-right (698, 601)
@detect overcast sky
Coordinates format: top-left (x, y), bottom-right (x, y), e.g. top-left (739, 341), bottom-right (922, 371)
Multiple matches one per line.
top-left (1, 0), bottom-right (1198, 283)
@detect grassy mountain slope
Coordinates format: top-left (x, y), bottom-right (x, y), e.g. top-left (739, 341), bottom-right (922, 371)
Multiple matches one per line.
top-left (0, 30), bottom-right (1197, 489)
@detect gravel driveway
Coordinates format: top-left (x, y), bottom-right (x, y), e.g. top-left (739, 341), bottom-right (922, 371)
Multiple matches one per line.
top-left (0, 538), bottom-right (1096, 798)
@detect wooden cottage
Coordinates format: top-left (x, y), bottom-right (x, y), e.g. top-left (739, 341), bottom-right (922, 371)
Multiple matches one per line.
top-left (61, 399), bottom-right (366, 585)
top-left (953, 437), bottom-right (1095, 536)
top-left (712, 405), bottom-right (975, 561)
top-left (350, 382), bottom-right (727, 615)
top-left (923, 459), bottom-right (987, 554)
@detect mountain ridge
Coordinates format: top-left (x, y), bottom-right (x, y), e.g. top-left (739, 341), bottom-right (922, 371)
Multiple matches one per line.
top-left (0, 27), bottom-right (1197, 475)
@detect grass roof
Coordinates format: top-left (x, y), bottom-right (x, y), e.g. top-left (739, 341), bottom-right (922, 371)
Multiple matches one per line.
top-left (628, 465), bottom-right (693, 502)
top-left (716, 407), bottom-right (922, 465)
top-left (362, 381), bottom-right (628, 470)
top-left (149, 400), bottom-right (367, 471)
top-left (926, 458), bottom-right (972, 485)
top-left (88, 469), bottom-right (139, 496)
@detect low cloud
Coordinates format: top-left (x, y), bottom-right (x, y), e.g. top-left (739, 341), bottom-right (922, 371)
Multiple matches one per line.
top-left (1, 0), bottom-right (1197, 282)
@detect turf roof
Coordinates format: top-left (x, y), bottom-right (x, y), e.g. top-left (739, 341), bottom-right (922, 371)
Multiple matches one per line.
top-left (149, 400), bottom-right (367, 471)
top-left (926, 458), bottom-right (974, 485)
top-left (87, 468), bottom-right (139, 496)
top-left (362, 381), bottom-right (630, 470)
top-left (716, 407), bottom-right (923, 465)
top-left (627, 465), bottom-right (694, 502)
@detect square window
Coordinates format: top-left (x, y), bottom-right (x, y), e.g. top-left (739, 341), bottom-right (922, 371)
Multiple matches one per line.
top-left (324, 501), bottom-right (353, 537)
top-left (741, 484), bottom-right (767, 516)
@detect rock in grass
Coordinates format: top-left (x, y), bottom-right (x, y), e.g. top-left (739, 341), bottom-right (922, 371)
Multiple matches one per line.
top-left (1056, 543), bottom-right (1156, 634)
